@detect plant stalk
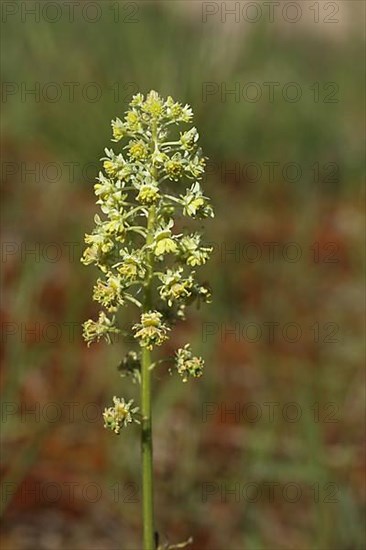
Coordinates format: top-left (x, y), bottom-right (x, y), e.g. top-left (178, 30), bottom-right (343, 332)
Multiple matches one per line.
top-left (141, 205), bottom-right (156, 550)
top-left (141, 345), bottom-right (154, 549)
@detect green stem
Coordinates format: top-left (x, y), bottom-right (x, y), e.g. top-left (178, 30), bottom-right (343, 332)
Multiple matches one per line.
top-left (141, 346), bottom-right (154, 550)
top-left (141, 205), bottom-right (156, 550)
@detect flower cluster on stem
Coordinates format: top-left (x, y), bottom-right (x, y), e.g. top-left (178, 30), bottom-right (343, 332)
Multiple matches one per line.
top-left (82, 90), bottom-right (213, 397)
top-left (81, 90), bottom-right (214, 550)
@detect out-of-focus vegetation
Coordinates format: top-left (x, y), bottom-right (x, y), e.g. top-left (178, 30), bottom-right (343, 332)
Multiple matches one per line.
top-left (1, 1), bottom-right (365, 549)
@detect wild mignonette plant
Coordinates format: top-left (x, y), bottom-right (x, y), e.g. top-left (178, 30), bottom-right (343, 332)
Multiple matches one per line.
top-left (81, 91), bottom-right (214, 550)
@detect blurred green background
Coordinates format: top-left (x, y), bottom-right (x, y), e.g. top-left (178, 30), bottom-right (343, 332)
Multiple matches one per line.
top-left (1, 1), bottom-right (365, 549)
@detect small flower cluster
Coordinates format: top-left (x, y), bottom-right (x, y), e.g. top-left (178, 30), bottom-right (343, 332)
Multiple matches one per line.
top-left (181, 182), bottom-right (214, 219)
top-left (152, 220), bottom-right (178, 258)
top-left (93, 274), bottom-right (125, 312)
top-left (111, 92), bottom-right (194, 142)
top-left (174, 344), bottom-right (205, 383)
top-left (115, 249), bottom-right (146, 282)
top-left (133, 311), bottom-right (170, 350)
top-left (82, 311), bottom-right (119, 347)
top-left (159, 267), bottom-right (194, 307)
top-left (179, 234), bottom-right (212, 267)
top-left (103, 396), bottom-right (140, 434)
top-left (81, 91), bottom-right (214, 431)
